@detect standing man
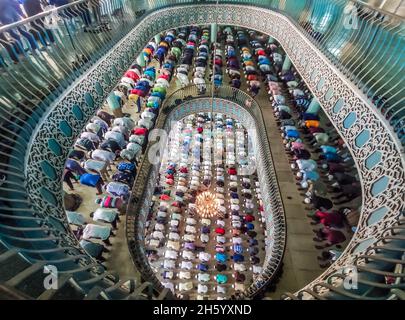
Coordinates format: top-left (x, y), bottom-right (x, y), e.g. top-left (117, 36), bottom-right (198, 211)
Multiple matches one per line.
top-left (0, 0), bottom-right (40, 52)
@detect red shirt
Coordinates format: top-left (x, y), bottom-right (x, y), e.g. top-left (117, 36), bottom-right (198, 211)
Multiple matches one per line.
top-left (215, 228), bottom-right (225, 235)
top-left (214, 59), bottom-right (223, 66)
top-left (130, 89), bottom-right (143, 96)
top-left (132, 128), bottom-right (148, 136)
top-left (315, 211), bottom-right (343, 227)
top-left (159, 74), bottom-right (170, 80)
top-left (228, 168), bottom-right (237, 175)
top-left (326, 229), bottom-right (346, 244)
top-left (124, 70), bottom-right (140, 81)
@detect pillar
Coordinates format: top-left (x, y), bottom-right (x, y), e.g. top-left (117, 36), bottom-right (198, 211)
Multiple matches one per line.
top-left (136, 53), bottom-right (145, 67)
top-left (154, 33), bottom-right (161, 44)
top-left (306, 97), bottom-right (321, 115)
top-left (211, 23), bottom-right (218, 43)
top-left (282, 55), bottom-right (292, 72)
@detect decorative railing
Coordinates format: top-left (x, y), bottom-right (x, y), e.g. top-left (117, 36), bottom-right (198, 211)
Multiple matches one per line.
top-left (282, 212), bottom-right (405, 300)
top-left (0, 1), bottom-right (403, 299)
top-left (126, 85), bottom-right (287, 299)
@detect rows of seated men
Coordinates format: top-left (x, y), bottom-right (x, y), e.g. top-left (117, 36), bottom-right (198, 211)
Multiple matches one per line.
top-left (223, 28), bottom-right (290, 294)
top-left (218, 27), bottom-right (360, 271)
top-left (125, 29), bottom-right (188, 113)
top-left (64, 109), bottom-right (139, 263)
top-left (61, 32), bottom-right (183, 263)
top-left (145, 113), bottom-right (265, 299)
top-left (259, 53), bottom-right (362, 267)
top-left (175, 26), bottom-right (204, 88)
top-left (242, 29), bottom-right (285, 91)
top-left (146, 25), bottom-right (210, 259)
top-left (236, 30), bottom-right (262, 97)
top-left (192, 28), bottom-right (210, 93)
top-left (221, 27), bottom-right (282, 99)
top-left (210, 36), bottom-right (225, 88)
top-left (223, 28), bottom-right (242, 90)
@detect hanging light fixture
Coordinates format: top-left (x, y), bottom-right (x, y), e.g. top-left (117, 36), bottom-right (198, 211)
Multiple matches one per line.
top-left (196, 191), bottom-right (218, 218)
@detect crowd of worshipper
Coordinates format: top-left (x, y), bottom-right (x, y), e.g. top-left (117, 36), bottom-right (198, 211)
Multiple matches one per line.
top-left (175, 26), bottom-right (210, 90)
top-left (238, 37), bottom-right (361, 267)
top-left (61, 29), bottom-right (186, 264)
top-left (219, 27), bottom-right (361, 268)
top-left (145, 113), bottom-right (265, 299)
top-left (210, 36), bottom-right (224, 89)
top-left (223, 29), bottom-right (241, 91)
top-left (220, 26), bottom-right (361, 269)
top-left (192, 28), bottom-right (209, 93)
top-left (222, 27), bottom-right (281, 111)
top-left (59, 23), bottom-right (363, 287)
top-left (279, 80), bottom-right (361, 263)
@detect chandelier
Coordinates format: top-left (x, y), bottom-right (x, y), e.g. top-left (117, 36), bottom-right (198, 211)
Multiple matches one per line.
top-left (196, 191), bottom-right (218, 218)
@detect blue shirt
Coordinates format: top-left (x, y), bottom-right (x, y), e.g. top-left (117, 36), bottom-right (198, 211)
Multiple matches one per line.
top-left (297, 159), bottom-right (317, 171)
top-left (66, 159), bottom-right (86, 175)
top-left (283, 125), bottom-right (296, 132)
top-left (80, 173), bottom-right (101, 187)
top-left (0, 0), bottom-right (24, 24)
top-left (321, 145), bottom-right (338, 154)
top-left (80, 240), bottom-right (103, 258)
top-left (286, 130), bottom-right (299, 139)
top-left (233, 254), bottom-right (244, 262)
top-left (325, 152), bottom-right (340, 161)
top-left (303, 170), bottom-right (320, 182)
top-left (216, 274), bottom-right (228, 284)
top-left (246, 223), bottom-right (255, 230)
top-left (215, 253), bottom-right (227, 263)
top-left (117, 162), bottom-right (136, 172)
top-left (49, 0), bottom-right (69, 7)
top-left (233, 244), bottom-right (243, 254)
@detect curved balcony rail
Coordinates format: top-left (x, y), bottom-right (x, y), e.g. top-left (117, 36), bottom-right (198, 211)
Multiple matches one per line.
top-left (0, 1), bottom-right (403, 300)
top-left (126, 84), bottom-right (287, 299)
top-left (282, 211), bottom-right (405, 300)
top-left (0, 0), bottom-right (403, 145)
